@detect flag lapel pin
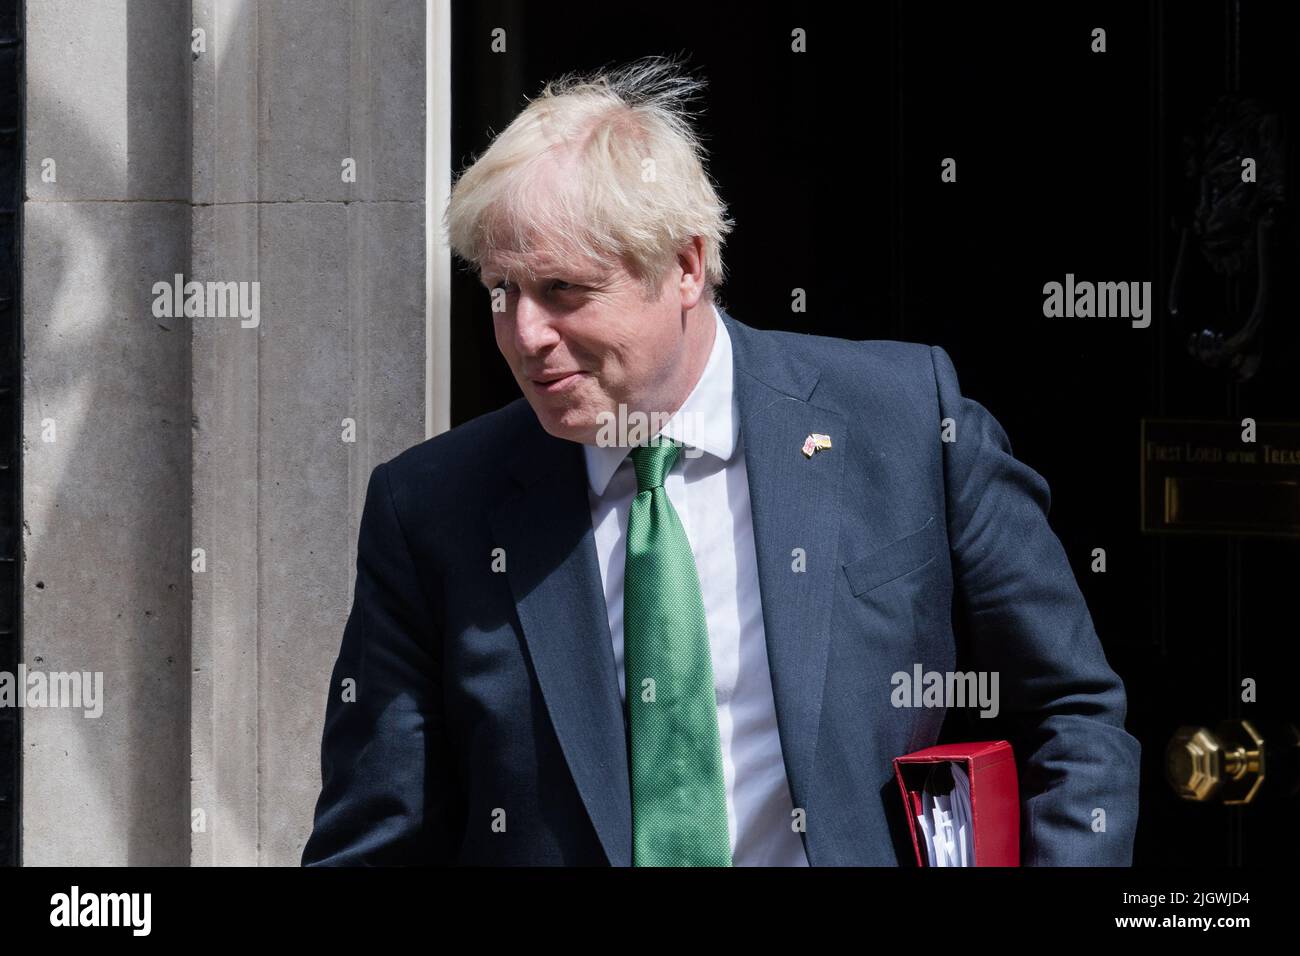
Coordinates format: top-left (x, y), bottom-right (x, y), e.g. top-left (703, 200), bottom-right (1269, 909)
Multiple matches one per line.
top-left (802, 433), bottom-right (832, 458)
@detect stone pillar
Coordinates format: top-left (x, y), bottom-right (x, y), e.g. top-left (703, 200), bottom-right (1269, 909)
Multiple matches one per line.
top-left (22, 0), bottom-right (193, 867)
top-left (189, 0), bottom-right (426, 866)
top-left (22, 0), bottom-right (433, 866)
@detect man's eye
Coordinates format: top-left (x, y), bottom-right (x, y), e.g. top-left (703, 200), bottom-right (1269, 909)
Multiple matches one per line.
top-left (487, 279), bottom-right (578, 295)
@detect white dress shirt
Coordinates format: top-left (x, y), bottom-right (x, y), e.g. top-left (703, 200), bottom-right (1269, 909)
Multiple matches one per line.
top-left (583, 304), bottom-right (810, 866)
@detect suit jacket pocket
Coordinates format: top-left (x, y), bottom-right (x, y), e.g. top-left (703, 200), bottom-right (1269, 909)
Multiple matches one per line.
top-left (842, 514), bottom-right (939, 597)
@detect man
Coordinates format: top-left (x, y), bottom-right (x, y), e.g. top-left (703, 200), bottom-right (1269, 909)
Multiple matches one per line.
top-left (302, 58), bottom-right (1141, 866)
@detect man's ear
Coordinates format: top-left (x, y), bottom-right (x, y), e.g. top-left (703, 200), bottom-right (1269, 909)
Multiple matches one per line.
top-left (677, 236), bottom-right (707, 309)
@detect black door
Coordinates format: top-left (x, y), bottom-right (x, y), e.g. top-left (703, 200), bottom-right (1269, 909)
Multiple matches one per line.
top-left (450, 0), bottom-right (1300, 865)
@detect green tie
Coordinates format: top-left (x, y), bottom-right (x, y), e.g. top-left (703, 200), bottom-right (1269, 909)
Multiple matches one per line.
top-left (623, 436), bottom-right (732, 866)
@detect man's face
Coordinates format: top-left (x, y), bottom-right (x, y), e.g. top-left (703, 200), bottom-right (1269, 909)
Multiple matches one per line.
top-left (481, 246), bottom-right (705, 445)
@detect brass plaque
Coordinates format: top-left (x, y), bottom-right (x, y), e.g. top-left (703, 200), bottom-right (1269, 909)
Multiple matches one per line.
top-left (1141, 419), bottom-right (1300, 537)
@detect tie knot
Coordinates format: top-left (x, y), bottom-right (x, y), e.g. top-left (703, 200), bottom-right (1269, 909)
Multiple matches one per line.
top-left (630, 438), bottom-right (681, 492)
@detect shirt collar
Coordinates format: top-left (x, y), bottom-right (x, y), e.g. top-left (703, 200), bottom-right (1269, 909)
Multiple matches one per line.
top-left (583, 303), bottom-right (738, 497)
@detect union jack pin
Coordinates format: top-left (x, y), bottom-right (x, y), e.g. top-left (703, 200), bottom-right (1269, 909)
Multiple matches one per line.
top-left (802, 433), bottom-right (832, 458)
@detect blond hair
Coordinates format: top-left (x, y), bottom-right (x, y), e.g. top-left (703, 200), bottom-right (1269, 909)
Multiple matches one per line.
top-left (444, 56), bottom-right (734, 302)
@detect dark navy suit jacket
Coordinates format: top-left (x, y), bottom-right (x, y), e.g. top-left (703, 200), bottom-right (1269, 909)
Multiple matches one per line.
top-left (302, 308), bottom-right (1141, 866)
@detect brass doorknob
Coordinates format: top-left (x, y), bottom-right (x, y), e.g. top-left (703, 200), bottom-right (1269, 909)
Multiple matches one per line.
top-left (1166, 719), bottom-right (1265, 804)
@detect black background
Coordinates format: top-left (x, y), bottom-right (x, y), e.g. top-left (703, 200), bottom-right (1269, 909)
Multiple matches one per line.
top-left (0, 0), bottom-right (22, 868)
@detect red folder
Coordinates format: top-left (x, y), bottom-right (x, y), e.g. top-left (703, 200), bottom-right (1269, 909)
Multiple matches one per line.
top-left (893, 740), bottom-right (1020, 867)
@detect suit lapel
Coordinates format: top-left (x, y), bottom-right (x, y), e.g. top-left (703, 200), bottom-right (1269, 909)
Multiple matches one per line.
top-left (488, 308), bottom-right (844, 867)
top-left (723, 311), bottom-right (845, 865)
top-left (489, 428), bottom-right (633, 866)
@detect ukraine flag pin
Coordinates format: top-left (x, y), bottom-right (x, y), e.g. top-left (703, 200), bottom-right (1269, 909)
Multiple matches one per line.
top-left (802, 433), bottom-right (832, 458)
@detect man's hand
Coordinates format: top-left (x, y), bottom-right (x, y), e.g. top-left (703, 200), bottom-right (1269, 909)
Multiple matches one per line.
top-left (301, 460), bottom-right (460, 865)
top-left (932, 345), bottom-right (1142, 865)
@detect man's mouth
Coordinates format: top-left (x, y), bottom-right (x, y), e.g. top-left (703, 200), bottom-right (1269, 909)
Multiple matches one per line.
top-left (530, 371), bottom-right (585, 394)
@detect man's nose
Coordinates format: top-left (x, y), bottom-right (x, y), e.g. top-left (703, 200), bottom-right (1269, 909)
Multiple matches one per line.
top-left (512, 294), bottom-right (559, 354)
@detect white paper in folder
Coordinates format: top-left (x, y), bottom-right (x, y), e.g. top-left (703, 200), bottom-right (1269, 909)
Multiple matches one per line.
top-left (914, 761), bottom-right (975, 867)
